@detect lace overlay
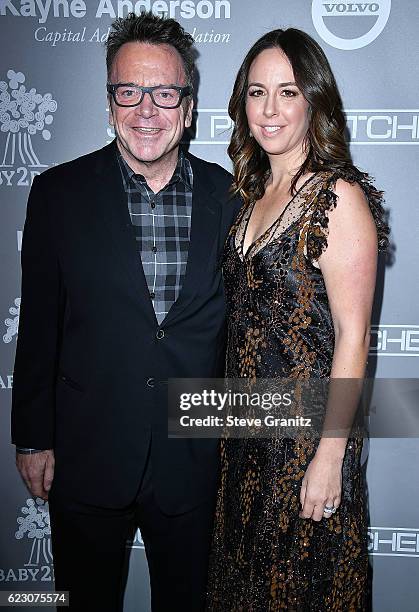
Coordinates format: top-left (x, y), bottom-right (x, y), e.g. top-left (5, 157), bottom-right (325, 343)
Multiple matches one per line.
top-left (206, 170), bottom-right (374, 611)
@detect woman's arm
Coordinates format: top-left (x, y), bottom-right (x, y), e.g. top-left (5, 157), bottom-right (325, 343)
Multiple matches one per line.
top-left (299, 178), bottom-right (378, 521)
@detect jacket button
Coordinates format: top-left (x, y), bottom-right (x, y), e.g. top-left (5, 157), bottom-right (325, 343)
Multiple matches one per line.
top-left (146, 377), bottom-right (155, 388)
top-left (156, 329), bottom-right (165, 340)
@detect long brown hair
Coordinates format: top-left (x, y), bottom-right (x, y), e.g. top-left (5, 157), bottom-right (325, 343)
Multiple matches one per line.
top-left (228, 28), bottom-right (351, 202)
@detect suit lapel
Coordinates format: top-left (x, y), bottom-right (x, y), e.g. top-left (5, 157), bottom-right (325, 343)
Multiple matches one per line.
top-left (93, 141), bottom-right (157, 325)
top-left (163, 153), bottom-right (221, 326)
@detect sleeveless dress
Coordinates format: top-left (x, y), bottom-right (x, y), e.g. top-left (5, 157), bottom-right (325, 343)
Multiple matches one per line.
top-left (206, 168), bottom-right (379, 611)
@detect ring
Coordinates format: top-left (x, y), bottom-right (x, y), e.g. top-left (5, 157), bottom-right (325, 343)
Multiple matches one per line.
top-left (323, 505), bottom-right (337, 514)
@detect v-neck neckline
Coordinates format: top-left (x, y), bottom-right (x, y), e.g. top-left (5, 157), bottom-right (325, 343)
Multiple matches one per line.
top-left (240, 173), bottom-right (318, 260)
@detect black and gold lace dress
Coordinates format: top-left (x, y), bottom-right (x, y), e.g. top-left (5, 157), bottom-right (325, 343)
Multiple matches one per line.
top-left (206, 168), bottom-right (385, 611)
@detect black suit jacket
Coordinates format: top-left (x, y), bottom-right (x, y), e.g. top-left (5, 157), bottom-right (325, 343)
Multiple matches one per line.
top-left (11, 140), bottom-right (241, 513)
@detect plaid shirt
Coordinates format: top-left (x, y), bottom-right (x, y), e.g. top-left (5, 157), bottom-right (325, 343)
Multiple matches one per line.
top-left (117, 151), bottom-right (193, 324)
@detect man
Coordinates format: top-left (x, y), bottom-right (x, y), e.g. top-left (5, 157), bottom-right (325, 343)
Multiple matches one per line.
top-left (11, 12), bottom-right (240, 611)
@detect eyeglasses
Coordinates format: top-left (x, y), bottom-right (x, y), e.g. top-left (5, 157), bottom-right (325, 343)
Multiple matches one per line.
top-left (107, 83), bottom-right (192, 109)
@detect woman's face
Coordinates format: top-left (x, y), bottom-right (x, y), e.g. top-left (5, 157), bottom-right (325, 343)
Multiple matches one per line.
top-left (245, 47), bottom-right (310, 161)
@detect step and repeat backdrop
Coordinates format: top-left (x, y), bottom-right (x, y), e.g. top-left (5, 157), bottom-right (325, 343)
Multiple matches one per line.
top-left (1, 1), bottom-right (418, 610)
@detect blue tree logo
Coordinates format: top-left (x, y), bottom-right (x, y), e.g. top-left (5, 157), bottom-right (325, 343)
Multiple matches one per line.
top-left (0, 70), bottom-right (57, 168)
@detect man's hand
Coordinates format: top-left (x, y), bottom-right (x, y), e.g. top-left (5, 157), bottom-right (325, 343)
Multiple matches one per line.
top-left (16, 450), bottom-right (55, 500)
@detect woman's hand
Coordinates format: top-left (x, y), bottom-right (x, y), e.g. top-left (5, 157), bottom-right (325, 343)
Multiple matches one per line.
top-left (299, 452), bottom-right (342, 522)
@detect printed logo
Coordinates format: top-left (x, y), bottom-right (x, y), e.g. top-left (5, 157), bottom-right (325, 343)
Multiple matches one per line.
top-left (168, 109), bottom-right (418, 147)
top-left (97, 0), bottom-right (231, 19)
top-left (370, 325), bottom-right (419, 357)
top-left (130, 526), bottom-right (419, 556)
top-left (312, 0), bottom-right (391, 50)
top-left (190, 26), bottom-right (231, 44)
top-left (0, 373), bottom-right (13, 389)
top-left (15, 498), bottom-right (53, 567)
top-left (346, 110), bottom-right (419, 144)
top-left (0, 498), bottom-right (53, 583)
top-left (106, 109), bottom-right (234, 146)
top-left (0, 70), bottom-right (57, 187)
top-left (368, 527), bottom-right (419, 557)
top-left (190, 109), bottom-right (233, 145)
top-left (0, 0), bottom-right (231, 22)
top-left (3, 297), bottom-right (20, 344)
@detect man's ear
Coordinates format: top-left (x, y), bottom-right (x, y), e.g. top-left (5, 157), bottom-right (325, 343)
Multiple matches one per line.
top-left (185, 97), bottom-right (194, 129)
top-left (108, 97), bottom-right (114, 126)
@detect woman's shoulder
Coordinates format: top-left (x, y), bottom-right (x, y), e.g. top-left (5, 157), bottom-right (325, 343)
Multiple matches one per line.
top-left (318, 164), bottom-right (382, 204)
top-left (326, 170), bottom-right (368, 212)
top-left (306, 164), bottom-right (389, 259)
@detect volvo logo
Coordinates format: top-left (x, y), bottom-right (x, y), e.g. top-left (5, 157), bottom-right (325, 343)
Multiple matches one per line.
top-left (312, 0), bottom-right (391, 50)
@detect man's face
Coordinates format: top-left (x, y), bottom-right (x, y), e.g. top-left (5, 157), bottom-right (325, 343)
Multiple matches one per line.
top-left (108, 42), bottom-right (193, 173)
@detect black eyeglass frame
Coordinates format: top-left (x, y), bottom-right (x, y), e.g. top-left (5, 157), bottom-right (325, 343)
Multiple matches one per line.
top-left (107, 83), bottom-right (193, 108)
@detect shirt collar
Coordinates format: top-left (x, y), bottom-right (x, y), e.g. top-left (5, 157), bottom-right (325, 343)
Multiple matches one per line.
top-left (117, 148), bottom-right (192, 191)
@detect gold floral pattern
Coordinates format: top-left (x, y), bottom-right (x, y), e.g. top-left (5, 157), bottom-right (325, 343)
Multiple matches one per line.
top-left (206, 169), bottom-right (381, 611)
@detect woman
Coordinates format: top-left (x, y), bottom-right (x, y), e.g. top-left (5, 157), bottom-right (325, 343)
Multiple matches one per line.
top-left (206, 29), bottom-right (388, 610)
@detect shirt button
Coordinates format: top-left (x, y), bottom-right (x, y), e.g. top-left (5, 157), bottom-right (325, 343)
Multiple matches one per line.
top-left (152, 246), bottom-right (157, 253)
top-left (150, 201), bottom-right (156, 209)
top-left (149, 291), bottom-right (155, 299)
top-left (146, 377), bottom-right (155, 388)
top-left (156, 329), bottom-right (165, 340)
